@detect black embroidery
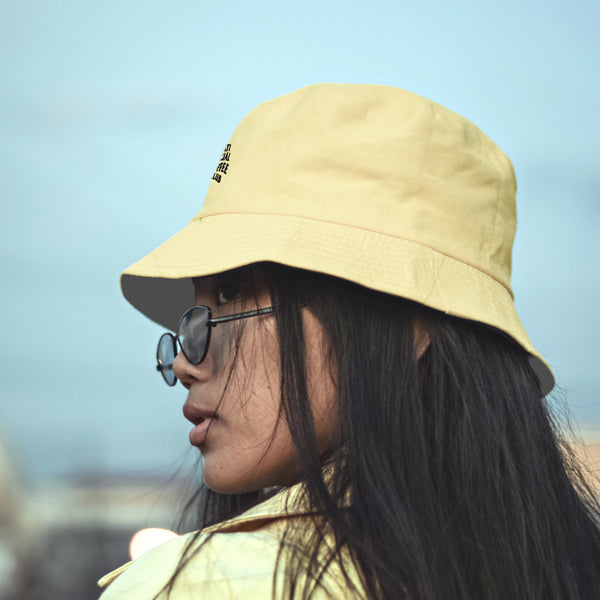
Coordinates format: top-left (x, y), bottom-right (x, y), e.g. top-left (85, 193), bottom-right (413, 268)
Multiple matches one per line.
top-left (212, 144), bottom-right (231, 183)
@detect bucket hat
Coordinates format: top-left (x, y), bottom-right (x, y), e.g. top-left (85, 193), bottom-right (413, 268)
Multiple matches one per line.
top-left (120, 83), bottom-right (554, 395)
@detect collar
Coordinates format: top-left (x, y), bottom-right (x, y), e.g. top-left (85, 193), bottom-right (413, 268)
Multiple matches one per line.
top-left (202, 481), bottom-right (316, 533)
top-left (98, 481), bottom-right (313, 589)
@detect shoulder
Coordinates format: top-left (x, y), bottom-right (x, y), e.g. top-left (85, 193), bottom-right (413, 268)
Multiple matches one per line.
top-left (98, 483), bottom-right (361, 599)
top-left (98, 485), bottom-right (306, 599)
top-left (98, 526), bottom-right (285, 599)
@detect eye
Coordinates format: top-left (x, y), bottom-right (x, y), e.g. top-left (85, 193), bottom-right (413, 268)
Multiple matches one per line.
top-left (214, 281), bottom-right (241, 305)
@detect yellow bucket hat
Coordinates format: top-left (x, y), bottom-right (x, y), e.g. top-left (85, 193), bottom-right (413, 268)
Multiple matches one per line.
top-left (121, 83), bottom-right (554, 395)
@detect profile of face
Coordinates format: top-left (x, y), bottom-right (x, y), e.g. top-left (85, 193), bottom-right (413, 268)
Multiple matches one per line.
top-left (173, 270), bottom-right (337, 494)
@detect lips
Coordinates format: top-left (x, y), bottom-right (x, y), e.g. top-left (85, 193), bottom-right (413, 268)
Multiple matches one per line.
top-left (183, 402), bottom-right (219, 448)
top-left (188, 417), bottom-right (218, 447)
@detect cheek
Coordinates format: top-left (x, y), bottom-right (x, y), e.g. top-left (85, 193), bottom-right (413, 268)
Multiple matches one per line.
top-left (208, 324), bottom-right (238, 373)
top-left (222, 320), bottom-right (283, 429)
top-left (203, 309), bottom-right (337, 493)
top-left (203, 324), bottom-right (297, 492)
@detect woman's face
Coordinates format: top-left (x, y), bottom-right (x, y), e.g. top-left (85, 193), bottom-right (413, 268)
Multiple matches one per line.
top-left (173, 270), bottom-right (337, 494)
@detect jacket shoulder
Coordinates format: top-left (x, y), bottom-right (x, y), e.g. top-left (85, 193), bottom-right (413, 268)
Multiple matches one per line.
top-left (98, 527), bottom-right (285, 599)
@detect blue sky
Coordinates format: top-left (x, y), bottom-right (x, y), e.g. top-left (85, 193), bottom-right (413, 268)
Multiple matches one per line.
top-left (1, 0), bottom-right (598, 481)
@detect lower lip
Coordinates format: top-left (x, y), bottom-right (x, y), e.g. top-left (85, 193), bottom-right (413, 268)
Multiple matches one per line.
top-left (189, 418), bottom-right (218, 447)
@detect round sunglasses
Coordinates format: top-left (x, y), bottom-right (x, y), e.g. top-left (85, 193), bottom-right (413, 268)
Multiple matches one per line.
top-left (156, 304), bottom-right (274, 386)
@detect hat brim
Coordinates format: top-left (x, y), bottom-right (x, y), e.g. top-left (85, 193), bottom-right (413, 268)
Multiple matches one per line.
top-left (121, 212), bottom-right (555, 396)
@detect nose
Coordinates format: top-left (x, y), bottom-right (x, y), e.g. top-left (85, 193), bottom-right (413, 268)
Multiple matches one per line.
top-left (173, 351), bottom-right (211, 388)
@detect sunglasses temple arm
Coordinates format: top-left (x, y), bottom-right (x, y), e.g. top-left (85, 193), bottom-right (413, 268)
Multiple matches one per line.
top-left (207, 306), bottom-right (275, 326)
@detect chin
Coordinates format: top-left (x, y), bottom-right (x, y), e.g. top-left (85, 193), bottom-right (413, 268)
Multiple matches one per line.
top-left (201, 466), bottom-right (263, 495)
top-left (203, 477), bottom-right (264, 495)
top-left (202, 464), bottom-right (299, 495)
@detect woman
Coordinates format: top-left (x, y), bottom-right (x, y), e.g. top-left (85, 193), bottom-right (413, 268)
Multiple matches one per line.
top-left (99, 84), bottom-right (600, 599)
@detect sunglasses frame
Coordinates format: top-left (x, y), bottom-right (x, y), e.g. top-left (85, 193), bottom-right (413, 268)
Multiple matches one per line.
top-left (156, 304), bottom-right (275, 386)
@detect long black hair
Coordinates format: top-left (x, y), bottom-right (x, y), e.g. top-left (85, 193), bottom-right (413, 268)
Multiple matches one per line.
top-left (166, 262), bottom-right (600, 599)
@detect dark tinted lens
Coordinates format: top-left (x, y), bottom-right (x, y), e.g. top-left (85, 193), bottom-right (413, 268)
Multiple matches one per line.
top-left (157, 333), bottom-right (177, 386)
top-left (178, 306), bottom-right (210, 365)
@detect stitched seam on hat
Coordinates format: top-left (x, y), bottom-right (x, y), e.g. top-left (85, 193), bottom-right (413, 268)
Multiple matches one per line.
top-left (431, 253), bottom-right (450, 313)
top-left (194, 211), bottom-right (514, 298)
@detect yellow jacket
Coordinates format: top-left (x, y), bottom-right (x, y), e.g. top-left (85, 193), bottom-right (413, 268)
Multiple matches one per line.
top-left (98, 483), bottom-right (363, 599)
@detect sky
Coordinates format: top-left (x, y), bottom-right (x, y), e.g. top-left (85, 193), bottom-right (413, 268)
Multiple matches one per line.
top-left (0, 0), bottom-right (598, 483)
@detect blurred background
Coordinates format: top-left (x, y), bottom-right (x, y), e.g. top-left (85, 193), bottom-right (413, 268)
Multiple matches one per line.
top-left (1, 0), bottom-right (598, 597)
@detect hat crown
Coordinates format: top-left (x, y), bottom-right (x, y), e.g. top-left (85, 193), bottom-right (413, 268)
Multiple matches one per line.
top-left (121, 83), bottom-right (554, 395)
top-left (199, 83), bottom-right (516, 293)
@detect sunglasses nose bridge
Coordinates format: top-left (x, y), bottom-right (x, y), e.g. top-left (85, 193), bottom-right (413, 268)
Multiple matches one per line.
top-left (156, 307), bottom-right (212, 386)
top-left (171, 332), bottom-right (218, 388)
top-left (178, 306), bottom-right (212, 366)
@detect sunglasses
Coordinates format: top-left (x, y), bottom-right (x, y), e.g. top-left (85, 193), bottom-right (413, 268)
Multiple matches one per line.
top-left (156, 304), bottom-right (275, 386)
